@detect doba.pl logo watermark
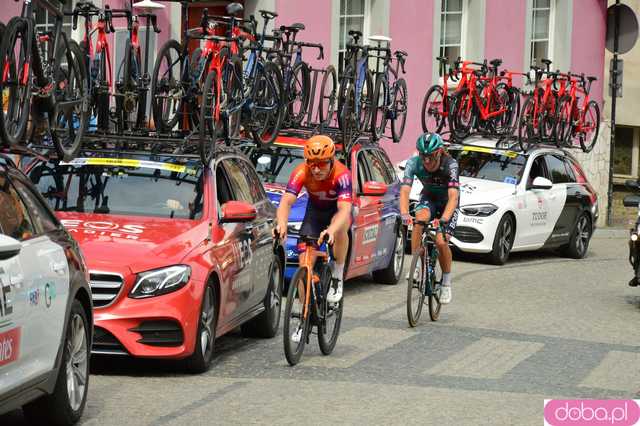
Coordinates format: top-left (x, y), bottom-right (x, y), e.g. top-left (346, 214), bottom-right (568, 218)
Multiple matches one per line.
top-left (544, 400), bottom-right (640, 425)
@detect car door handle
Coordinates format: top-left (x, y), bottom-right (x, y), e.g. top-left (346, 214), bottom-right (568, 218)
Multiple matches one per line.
top-left (51, 262), bottom-right (67, 275)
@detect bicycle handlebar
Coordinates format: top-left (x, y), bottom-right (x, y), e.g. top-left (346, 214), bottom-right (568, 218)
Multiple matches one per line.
top-left (293, 41), bottom-right (324, 60)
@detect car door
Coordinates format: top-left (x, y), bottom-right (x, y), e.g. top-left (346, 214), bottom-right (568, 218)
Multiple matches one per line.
top-left (0, 231), bottom-right (28, 393)
top-left (219, 157), bottom-right (265, 316)
top-left (348, 148), bottom-right (379, 279)
top-left (0, 176), bottom-right (69, 379)
top-left (364, 149), bottom-right (398, 272)
top-left (516, 155), bottom-right (555, 247)
top-left (10, 175), bottom-right (71, 371)
top-left (544, 154), bottom-right (576, 244)
top-left (224, 157), bottom-right (274, 309)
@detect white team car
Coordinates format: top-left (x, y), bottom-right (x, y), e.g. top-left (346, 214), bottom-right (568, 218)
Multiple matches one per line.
top-left (398, 138), bottom-right (598, 264)
top-left (0, 157), bottom-right (93, 425)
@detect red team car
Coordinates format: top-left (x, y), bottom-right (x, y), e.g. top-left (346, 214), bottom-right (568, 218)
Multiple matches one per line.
top-left (26, 148), bottom-right (284, 372)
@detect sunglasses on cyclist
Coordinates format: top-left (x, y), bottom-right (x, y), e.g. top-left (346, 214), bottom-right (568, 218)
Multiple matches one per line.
top-left (420, 152), bottom-right (440, 162)
top-left (306, 159), bottom-right (332, 170)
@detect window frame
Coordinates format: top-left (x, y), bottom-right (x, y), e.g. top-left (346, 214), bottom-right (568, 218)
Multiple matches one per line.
top-left (526, 0), bottom-right (555, 69)
top-left (10, 175), bottom-right (60, 235)
top-left (0, 174), bottom-right (38, 241)
top-left (438, 0), bottom-right (466, 75)
top-left (544, 154), bottom-right (572, 184)
top-left (337, 0), bottom-right (371, 71)
top-left (526, 154), bottom-right (550, 189)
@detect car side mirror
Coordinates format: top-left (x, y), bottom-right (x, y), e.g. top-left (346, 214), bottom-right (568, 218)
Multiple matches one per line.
top-left (361, 181), bottom-right (387, 196)
top-left (531, 176), bottom-right (553, 190)
top-left (220, 201), bottom-right (257, 223)
top-left (625, 179), bottom-right (640, 191)
top-left (624, 195), bottom-right (640, 208)
top-left (0, 235), bottom-right (22, 261)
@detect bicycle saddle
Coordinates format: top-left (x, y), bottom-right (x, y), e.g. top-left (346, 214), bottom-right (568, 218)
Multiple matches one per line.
top-left (489, 58), bottom-right (502, 68)
top-left (348, 30), bottom-right (362, 37)
top-left (283, 22), bottom-right (305, 31)
top-left (587, 76), bottom-right (597, 82)
top-left (132, 0), bottom-right (165, 10)
top-left (395, 50), bottom-right (408, 57)
top-left (541, 58), bottom-right (552, 66)
top-left (226, 2), bottom-right (244, 16)
top-left (260, 10), bottom-right (278, 19)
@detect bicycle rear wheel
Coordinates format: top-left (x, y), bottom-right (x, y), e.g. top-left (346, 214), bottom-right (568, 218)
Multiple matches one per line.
top-left (427, 248), bottom-right (442, 321)
top-left (287, 61), bottom-right (310, 127)
top-left (250, 61), bottom-right (284, 145)
top-left (199, 69), bottom-right (221, 164)
top-left (0, 17), bottom-right (31, 146)
top-left (449, 88), bottom-right (474, 140)
top-left (538, 92), bottom-right (557, 142)
top-left (406, 251), bottom-right (426, 327)
top-left (555, 95), bottom-right (572, 147)
top-left (356, 69), bottom-right (373, 132)
top-left (317, 264), bottom-right (343, 355)
top-left (318, 65), bottom-right (337, 127)
top-left (283, 267), bottom-right (310, 366)
top-left (579, 100), bottom-right (600, 153)
top-left (151, 39), bottom-right (184, 133)
top-left (118, 40), bottom-right (141, 132)
top-left (517, 96), bottom-right (536, 152)
top-left (421, 84), bottom-right (445, 134)
top-left (52, 39), bottom-right (88, 161)
top-left (391, 78), bottom-right (408, 142)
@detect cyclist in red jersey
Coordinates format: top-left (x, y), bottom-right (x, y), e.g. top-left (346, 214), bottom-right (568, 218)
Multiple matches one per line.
top-left (274, 135), bottom-right (353, 306)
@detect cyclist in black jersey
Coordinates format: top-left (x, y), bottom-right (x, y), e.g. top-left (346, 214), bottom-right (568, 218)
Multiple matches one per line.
top-left (400, 133), bottom-right (459, 304)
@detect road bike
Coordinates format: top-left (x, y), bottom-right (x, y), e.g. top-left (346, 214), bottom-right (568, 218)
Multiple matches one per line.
top-left (0, 0), bottom-right (88, 160)
top-left (407, 221), bottom-right (444, 326)
top-left (283, 235), bottom-right (343, 366)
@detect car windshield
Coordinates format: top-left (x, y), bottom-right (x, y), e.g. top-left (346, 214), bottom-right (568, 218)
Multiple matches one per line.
top-left (28, 157), bottom-right (204, 219)
top-left (450, 148), bottom-right (526, 184)
top-left (253, 149), bottom-right (304, 185)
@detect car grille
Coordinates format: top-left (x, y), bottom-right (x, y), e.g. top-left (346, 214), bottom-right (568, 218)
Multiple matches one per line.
top-left (89, 272), bottom-right (124, 308)
top-left (129, 320), bottom-right (184, 347)
top-left (92, 326), bottom-right (128, 355)
top-left (454, 226), bottom-right (484, 243)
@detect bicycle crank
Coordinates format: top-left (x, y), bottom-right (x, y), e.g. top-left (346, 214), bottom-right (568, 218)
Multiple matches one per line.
top-left (123, 92), bottom-right (137, 113)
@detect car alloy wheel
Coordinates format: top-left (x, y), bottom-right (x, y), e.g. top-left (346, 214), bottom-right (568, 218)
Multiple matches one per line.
top-left (200, 286), bottom-right (216, 359)
top-left (66, 312), bottom-right (88, 411)
top-left (498, 218), bottom-right (513, 261)
top-left (574, 215), bottom-right (591, 257)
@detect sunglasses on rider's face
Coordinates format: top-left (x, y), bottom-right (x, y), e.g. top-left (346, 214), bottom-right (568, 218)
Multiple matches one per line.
top-left (420, 152), bottom-right (440, 162)
top-left (306, 159), bottom-right (332, 170)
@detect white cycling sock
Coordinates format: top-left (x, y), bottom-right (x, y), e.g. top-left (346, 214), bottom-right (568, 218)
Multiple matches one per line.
top-left (442, 272), bottom-right (452, 287)
top-left (333, 263), bottom-right (344, 281)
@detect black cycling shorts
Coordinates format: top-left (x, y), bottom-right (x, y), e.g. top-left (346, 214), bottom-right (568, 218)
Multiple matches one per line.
top-left (300, 204), bottom-right (337, 238)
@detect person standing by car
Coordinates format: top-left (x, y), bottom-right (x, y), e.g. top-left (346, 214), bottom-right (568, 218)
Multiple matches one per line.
top-left (274, 135), bottom-right (353, 306)
top-left (400, 133), bottom-right (459, 304)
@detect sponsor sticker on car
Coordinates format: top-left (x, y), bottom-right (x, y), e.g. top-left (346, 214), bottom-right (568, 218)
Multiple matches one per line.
top-left (61, 158), bottom-right (198, 176)
top-left (0, 327), bottom-right (21, 367)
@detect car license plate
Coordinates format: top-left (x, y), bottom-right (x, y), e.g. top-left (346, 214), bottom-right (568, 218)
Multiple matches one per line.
top-left (0, 327), bottom-right (21, 367)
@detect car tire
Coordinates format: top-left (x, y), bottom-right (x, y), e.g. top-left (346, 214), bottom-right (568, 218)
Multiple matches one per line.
top-left (488, 214), bottom-right (515, 265)
top-left (23, 300), bottom-right (90, 426)
top-left (241, 255), bottom-right (283, 338)
top-left (562, 213), bottom-right (592, 259)
top-left (372, 224), bottom-right (405, 285)
top-left (184, 283), bottom-right (217, 374)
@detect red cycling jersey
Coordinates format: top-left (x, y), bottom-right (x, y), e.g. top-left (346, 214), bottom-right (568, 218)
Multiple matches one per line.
top-left (285, 161), bottom-right (353, 209)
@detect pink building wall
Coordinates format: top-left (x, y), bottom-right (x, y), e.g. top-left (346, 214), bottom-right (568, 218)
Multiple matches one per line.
top-left (571, 0), bottom-right (607, 109)
top-left (387, 0), bottom-right (436, 160)
top-left (484, 0), bottom-right (527, 74)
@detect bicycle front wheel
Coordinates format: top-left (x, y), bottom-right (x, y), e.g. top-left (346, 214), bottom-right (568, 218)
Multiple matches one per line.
top-left (0, 17), bottom-right (31, 146)
top-left (318, 65), bottom-right (337, 127)
top-left (428, 249), bottom-right (443, 321)
top-left (391, 78), bottom-right (408, 142)
top-left (287, 61), bottom-right (311, 126)
top-left (318, 264), bottom-right (343, 355)
top-left (52, 39), bottom-right (88, 161)
top-left (421, 84), bottom-right (445, 134)
top-left (370, 75), bottom-right (389, 140)
top-left (199, 69), bottom-right (221, 165)
top-left (579, 100), bottom-right (600, 153)
top-left (250, 61), bottom-right (284, 145)
top-left (283, 267), bottom-right (310, 366)
top-left (407, 251), bottom-right (426, 327)
top-left (151, 39), bottom-right (184, 133)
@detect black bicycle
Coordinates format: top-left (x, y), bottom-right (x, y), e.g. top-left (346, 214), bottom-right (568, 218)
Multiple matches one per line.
top-left (407, 221), bottom-right (443, 326)
top-left (283, 235), bottom-right (343, 366)
top-left (0, 0), bottom-right (88, 160)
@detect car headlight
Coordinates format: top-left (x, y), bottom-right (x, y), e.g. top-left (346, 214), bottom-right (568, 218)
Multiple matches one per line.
top-left (130, 265), bottom-right (191, 299)
top-left (460, 204), bottom-right (498, 217)
top-left (288, 221), bottom-right (302, 234)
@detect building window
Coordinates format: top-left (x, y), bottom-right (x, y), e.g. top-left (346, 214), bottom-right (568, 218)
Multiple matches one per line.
top-left (614, 126), bottom-right (636, 176)
top-left (439, 0), bottom-right (464, 74)
top-left (530, 0), bottom-right (552, 67)
top-left (338, 0), bottom-right (369, 74)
